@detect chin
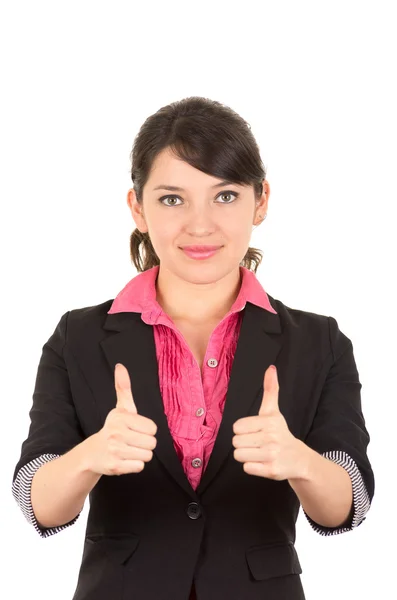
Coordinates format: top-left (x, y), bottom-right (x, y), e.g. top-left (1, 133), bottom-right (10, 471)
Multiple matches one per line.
top-left (167, 259), bottom-right (239, 282)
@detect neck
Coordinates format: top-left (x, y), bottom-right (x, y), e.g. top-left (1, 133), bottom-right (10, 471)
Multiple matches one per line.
top-left (155, 265), bottom-right (243, 324)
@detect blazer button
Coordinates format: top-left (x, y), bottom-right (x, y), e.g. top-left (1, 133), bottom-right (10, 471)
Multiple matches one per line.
top-left (187, 502), bottom-right (202, 519)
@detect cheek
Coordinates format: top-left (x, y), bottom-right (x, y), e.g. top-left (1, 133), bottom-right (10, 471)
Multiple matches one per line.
top-left (148, 217), bottom-right (178, 247)
top-left (228, 220), bottom-right (253, 241)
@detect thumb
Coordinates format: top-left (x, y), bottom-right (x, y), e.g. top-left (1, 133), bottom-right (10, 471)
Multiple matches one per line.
top-left (258, 365), bottom-right (279, 416)
top-left (115, 363), bottom-right (138, 414)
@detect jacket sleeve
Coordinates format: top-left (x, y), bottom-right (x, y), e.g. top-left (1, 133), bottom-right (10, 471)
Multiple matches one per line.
top-left (11, 311), bottom-right (86, 536)
top-left (12, 454), bottom-right (83, 538)
top-left (303, 450), bottom-right (371, 535)
top-left (302, 316), bottom-right (375, 534)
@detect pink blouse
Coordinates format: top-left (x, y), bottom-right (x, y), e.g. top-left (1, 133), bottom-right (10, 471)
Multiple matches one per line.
top-left (107, 265), bottom-right (277, 491)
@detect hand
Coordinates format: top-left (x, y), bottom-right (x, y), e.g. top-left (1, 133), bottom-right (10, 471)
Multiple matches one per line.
top-left (232, 365), bottom-right (308, 480)
top-left (86, 363), bottom-right (158, 476)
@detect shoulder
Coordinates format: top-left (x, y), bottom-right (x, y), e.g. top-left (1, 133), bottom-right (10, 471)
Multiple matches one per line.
top-left (63, 299), bottom-right (114, 344)
top-left (265, 294), bottom-right (352, 357)
top-left (68, 299), bottom-right (114, 322)
top-left (266, 293), bottom-right (329, 328)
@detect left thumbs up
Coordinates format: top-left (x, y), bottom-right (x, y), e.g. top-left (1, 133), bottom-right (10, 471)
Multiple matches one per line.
top-left (232, 365), bottom-right (308, 481)
top-left (258, 365), bottom-right (280, 416)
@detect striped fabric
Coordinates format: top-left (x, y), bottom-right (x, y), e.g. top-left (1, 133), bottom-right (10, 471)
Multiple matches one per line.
top-left (12, 454), bottom-right (80, 538)
top-left (12, 449), bottom-right (370, 538)
top-left (308, 450), bottom-right (371, 535)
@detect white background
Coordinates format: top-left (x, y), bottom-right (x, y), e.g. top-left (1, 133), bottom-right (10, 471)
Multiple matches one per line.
top-left (1, 1), bottom-right (395, 598)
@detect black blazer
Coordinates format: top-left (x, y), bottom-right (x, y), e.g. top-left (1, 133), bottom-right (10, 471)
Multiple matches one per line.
top-left (13, 295), bottom-right (374, 600)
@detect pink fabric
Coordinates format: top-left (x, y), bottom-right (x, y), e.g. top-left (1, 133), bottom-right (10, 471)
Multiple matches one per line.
top-left (108, 265), bottom-right (277, 492)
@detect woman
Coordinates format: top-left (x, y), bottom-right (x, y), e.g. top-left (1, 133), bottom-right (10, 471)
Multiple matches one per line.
top-left (12, 96), bottom-right (374, 600)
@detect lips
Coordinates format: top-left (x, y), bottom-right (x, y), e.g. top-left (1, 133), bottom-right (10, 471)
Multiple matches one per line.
top-left (180, 246), bottom-right (223, 260)
top-left (180, 245), bottom-right (222, 252)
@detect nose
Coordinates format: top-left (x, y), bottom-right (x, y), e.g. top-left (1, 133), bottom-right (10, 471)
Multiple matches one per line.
top-left (184, 205), bottom-right (217, 234)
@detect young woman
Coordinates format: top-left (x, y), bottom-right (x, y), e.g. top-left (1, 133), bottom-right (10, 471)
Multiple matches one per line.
top-left (12, 96), bottom-right (374, 600)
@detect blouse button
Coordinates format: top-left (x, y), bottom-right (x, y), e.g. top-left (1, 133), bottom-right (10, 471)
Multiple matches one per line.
top-left (196, 407), bottom-right (205, 417)
top-left (192, 458), bottom-right (202, 468)
top-left (207, 358), bottom-right (218, 368)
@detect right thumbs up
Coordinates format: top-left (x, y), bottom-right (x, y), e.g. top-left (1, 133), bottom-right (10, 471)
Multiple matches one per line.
top-left (86, 362), bottom-right (157, 476)
top-left (115, 363), bottom-right (138, 414)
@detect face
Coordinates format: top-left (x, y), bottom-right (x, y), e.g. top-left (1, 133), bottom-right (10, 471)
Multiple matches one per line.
top-left (127, 147), bottom-right (269, 283)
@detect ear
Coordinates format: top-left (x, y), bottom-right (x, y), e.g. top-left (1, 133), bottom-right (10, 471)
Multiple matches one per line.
top-left (254, 179), bottom-right (270, 223)
top-left (127, 188), bottom-right (148, 233)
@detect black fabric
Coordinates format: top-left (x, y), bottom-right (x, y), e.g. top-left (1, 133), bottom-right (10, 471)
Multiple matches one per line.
top-left (12, 296), bottom-right (374, 600)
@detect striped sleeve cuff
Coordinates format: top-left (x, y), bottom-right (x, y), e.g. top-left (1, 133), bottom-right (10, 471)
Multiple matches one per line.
top-left (303, 450), bottom-right (371, 536)
top-left (12, 454), bottom-right (82, 538)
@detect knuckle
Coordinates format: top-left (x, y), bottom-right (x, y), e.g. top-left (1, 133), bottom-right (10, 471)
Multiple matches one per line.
top-left (147, 420), bottom-right (157, 435)
top-left (107, 460), bottom-right (122, 475)
top-left (107, 431), bottom-right (122, 444)
top-left (268, 463), bottom-right (280, 478)
top-left (145, 449), bottom-right (153, 461)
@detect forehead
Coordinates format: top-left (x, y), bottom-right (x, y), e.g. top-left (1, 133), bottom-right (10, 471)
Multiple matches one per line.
top-left (149, 147), bottom-right (187, 175)
top-left (148, 147), bottom-right (244, 190)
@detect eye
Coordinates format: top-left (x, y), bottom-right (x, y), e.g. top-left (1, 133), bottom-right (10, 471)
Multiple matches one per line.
top-left (158, 190), bottom-right (239, 207)
top-left (217, 191), bottom-right (239, 203)
top-left (158, 195), bottom-right (183, 207)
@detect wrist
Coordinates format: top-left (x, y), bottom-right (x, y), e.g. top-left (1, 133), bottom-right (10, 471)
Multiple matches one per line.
top-left (291, 438), bottom-right (316, 482)
top-left (77, 433), bottom-right (100, 475)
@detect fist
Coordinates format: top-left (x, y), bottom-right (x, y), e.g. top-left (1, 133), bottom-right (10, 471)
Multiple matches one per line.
top-left (86, 363), bottom-right (158, 476)
top-left (232, 365), bottom-right (306, 480)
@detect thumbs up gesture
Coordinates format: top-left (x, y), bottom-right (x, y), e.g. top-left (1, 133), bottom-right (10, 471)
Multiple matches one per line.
top-left (86, 363), bottom-right (158, 476)
top-left (232, 365), bottom-right (307, 481)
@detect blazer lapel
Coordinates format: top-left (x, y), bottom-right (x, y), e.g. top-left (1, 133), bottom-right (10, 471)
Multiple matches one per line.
top-left (197, 302), bottom-right (282, 494)
top-left (100, 301), bottom-right (282, 499)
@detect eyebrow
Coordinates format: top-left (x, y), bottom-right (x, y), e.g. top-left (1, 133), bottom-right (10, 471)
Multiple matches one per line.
top-left (152, 180), bottom-right (239, 192)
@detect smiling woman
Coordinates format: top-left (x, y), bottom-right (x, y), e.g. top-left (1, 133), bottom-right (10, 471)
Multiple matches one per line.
top-left (12, 95), bottom-right (374, 600)
top-left (127, 96), bottom-right (269, 275)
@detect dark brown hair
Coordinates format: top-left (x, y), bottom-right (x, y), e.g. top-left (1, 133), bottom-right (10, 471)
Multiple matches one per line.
top-left (129, 96), bottom-right (267, 273)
